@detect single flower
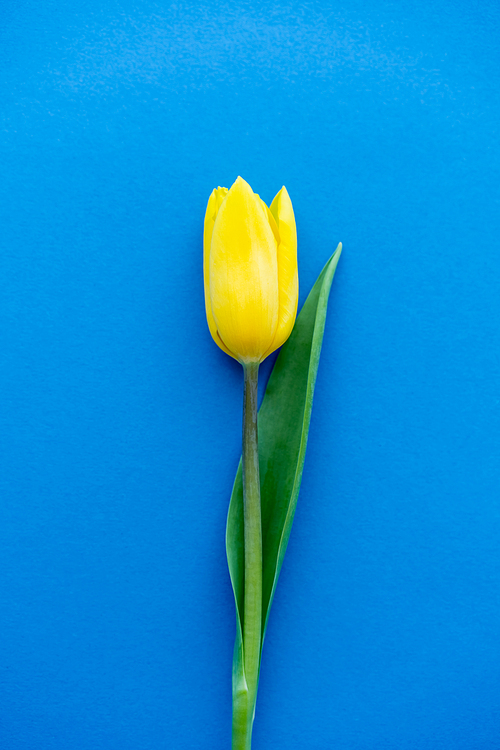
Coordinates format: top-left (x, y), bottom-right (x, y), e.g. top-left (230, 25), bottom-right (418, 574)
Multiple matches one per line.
top-left (203, 177), bottom-right (341, 749)
top-left (204, 176), bottom-right (298, 364)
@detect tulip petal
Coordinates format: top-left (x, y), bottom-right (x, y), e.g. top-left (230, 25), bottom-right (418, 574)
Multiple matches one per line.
top-left (258, 197), bottom-right (280, 245)
top-left (203, 187), bottom-right (235, 358)
top-left (263, 186), bottom-right (299, 358)
top-left (209, 177), bottom-right (279, 363)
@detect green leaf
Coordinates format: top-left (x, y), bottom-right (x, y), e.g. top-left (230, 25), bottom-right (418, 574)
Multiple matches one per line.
top-left (226, 243), bottom-right (342, 663)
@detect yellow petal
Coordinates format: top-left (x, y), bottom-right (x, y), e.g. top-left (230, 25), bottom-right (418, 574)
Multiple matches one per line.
top-left (258, 196), bottom-right (280, 245)
top-left (263, 186), bottom-right (298, 358)
top-left (209, 176), bottom-right (279, 363)
top-left (203, 186), bottom-right (235, 358)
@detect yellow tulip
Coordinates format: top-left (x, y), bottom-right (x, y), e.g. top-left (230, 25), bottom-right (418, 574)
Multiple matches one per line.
top-left (204, 176), bottom-right (298, 364)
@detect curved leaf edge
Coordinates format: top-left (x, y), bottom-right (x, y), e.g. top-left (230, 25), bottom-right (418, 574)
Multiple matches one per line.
top-left (261, 243), bottom-right (342, 637)
top-left (225, 243), bottom-right (342, 671)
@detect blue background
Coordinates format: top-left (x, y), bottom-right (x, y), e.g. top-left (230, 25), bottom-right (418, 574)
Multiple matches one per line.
top-left (1, 1), bottom-right (499, 747)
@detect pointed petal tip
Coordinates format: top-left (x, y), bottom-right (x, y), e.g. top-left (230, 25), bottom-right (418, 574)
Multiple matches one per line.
top-left (231, 175), bottom-right (253, 192)
top-left (225, 176), bottom-right (261, 211)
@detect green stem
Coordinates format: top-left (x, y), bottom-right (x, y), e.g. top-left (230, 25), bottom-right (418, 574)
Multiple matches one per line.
top-left (232, 362), bottom-right (262, 750)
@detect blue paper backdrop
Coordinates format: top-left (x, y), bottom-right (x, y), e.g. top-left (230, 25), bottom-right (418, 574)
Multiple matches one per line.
top-left (1, 1), bottom-right (499, 748)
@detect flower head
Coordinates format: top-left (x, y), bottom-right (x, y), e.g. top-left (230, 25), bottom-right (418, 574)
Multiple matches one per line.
top-left (204, 176), bottom-right (298, 364)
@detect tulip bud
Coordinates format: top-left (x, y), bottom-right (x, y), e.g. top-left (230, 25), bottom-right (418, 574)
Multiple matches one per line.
top-left (204, 176), bottom-right (298, 364)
